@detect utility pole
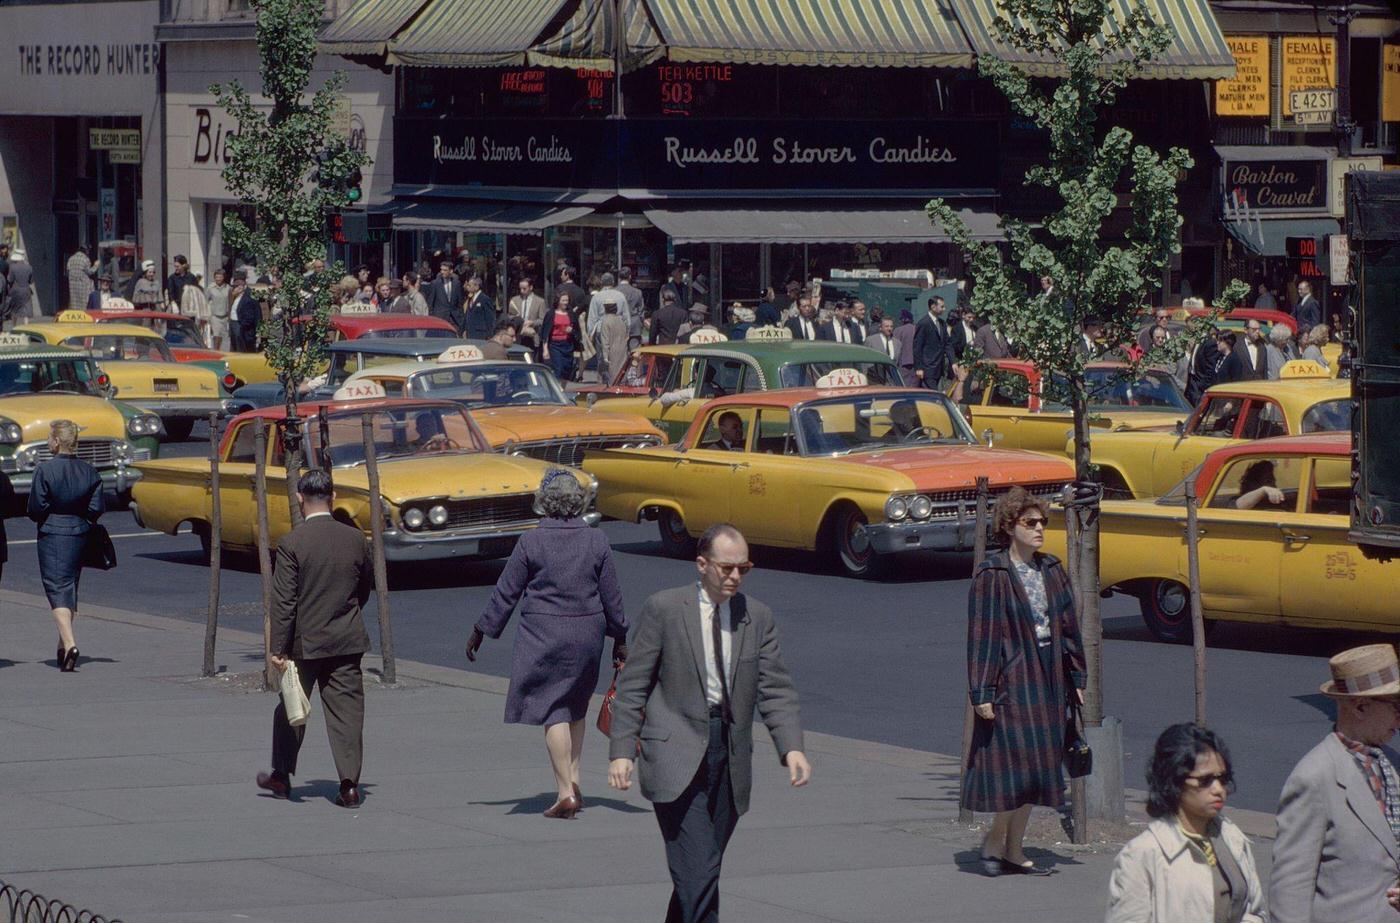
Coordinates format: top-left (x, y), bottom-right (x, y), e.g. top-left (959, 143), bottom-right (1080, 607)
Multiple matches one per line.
top-left (1331, 1), bottom-right (1356, 155)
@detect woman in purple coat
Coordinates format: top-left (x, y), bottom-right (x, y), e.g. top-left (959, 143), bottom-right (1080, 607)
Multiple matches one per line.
top-left (467, 469), bottom-right (628, 819)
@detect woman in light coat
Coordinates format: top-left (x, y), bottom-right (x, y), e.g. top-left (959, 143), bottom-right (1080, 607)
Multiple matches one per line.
top-left (1106, 723), bottom-right (1264, 922)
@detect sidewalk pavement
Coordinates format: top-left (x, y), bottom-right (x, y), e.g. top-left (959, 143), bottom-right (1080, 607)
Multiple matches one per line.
top-left (0, 588), bottom-right (1278, 922)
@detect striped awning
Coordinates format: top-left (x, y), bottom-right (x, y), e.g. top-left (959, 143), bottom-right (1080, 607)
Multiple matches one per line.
top-left (387, 0), bottom-right (573, 68)
top-left (318, 0), bottom-right (431, 55)
top-left (641, 0), bottom-right (973, 69)
top-left (529, 0), bottom-right (663, 71)
top-left (958, 0), bottom-right (1234, 79)
top-left (389, 200), bottom-right (594, 232)
top-left (643, 207), bottom-right (1004, 244)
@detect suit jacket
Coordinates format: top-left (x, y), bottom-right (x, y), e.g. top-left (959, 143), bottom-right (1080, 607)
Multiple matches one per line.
top-left (425, 275), bottom-right (464, 327)
top-left (609, 585), bottom-right (804, 815)
top-left (464, 292), bottom-right (495, 340)
top-left (951, 320), bottom-right (977, 360)
top-left (865, 332), bottom-right (899, 362)
top-left (0, 468), bottom-right (14, 562)
top-left (509, 293), bottom-right (548, 331)
top-left (819, 320), bottom-right (862, 345)
top-left (27, 455), bottom-right (102, 537)
top-left (649, 303), bottom-right (689, 345)
top-left (617, 282), bottom-right (646, 338)
top-left (1296, 296), bottom-right (1322, 332)
top-left (270, 514), bottom-right (372, 660)
top-left (911, 314), bottom-right (953, 381)
top-left (892, 322), bottom-right (917, 368)
top-left (1224, 340), bottom-right (1268, 382)
top-left (971, 323), bottom-right (1013, 360)
top-left (1269, 732), bottom-right (1400, 923)
top-left (785, 316), bottom-right (825, 341)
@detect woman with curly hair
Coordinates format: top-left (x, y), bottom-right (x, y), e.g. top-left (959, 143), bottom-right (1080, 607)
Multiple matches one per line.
top-left (466, 469), bottom-right (628, 818)
top-left (965, 486), bottom-right (1086, 876)
top-left (1107, 723), bottom-right (1264, 922)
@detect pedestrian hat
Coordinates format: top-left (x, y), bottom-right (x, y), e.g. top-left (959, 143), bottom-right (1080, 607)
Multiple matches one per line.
top-left (1320, 644), bottom-right (1400, 698)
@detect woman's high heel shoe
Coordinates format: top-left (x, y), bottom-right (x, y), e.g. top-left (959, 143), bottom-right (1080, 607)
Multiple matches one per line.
top-left (56, 642), bottom-right (65, 668)
top-left (542, 794), bottom-right (580, 819)
top-left (61, 647), bottom-right (79, 673)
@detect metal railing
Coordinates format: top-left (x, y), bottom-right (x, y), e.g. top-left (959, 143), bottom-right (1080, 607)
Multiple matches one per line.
top-left (0, 879), bottom-right (122, 923)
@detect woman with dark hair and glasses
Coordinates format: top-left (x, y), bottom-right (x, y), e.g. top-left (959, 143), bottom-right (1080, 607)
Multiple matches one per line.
top-left (1107, 723), bottom-right (1264, 922)
top-left (964, 486), bottom-right (1086, 876)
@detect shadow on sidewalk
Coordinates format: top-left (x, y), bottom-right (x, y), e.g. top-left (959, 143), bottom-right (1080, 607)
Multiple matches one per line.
top-left (475, 791), bottom-right (649, 815)
top-left (951, 846), bottom-right (1086, 877)
top-left (255, 779), bottom-right (377, 805)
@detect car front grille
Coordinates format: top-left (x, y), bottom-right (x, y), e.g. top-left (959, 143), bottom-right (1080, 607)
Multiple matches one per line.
top-left (923, 483), bottom-right (1065, 518)
top-left (513, 435), bottom-right (661, 469)
top-left (400, 493), bottom-right (539, 532)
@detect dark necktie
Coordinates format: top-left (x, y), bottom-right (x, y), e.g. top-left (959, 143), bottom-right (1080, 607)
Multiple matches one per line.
top-left (710, 602), bottom-right (732, 723)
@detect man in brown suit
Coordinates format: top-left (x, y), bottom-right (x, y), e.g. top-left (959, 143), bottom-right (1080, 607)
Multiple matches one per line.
top-left (256, 469), bottom-right (373, 807)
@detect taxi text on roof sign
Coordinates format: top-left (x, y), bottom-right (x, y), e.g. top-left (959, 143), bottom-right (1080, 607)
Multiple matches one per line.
top-left (57, 310), bottom-right (92, 323)
top-left (746, 326), bottom-right (792, 341)
top-left (1279, 359), bottom-right (1329, 379)
top-left (103, 298), bottom-right (135, 312)
top-left (437, 344), bottom-right (484, 363)
top-left (687, 329), bottom-right (728, 344)
top-left (0, 333), bottom-right (30, 347)
top-left (815, 368), bottom-right (868, 388)
top-left (332, 380), bottom-right (388, 401)
top-left (339, 302), bottom-right (379, 316)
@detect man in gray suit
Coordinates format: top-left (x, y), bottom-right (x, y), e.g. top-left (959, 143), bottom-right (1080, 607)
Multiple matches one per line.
top-left (257, 469), bottom-right (373, 808)
top-left (609, 523), bottom-right (811, 922)
top-left (1270, 643), bottom-right (1400, 923)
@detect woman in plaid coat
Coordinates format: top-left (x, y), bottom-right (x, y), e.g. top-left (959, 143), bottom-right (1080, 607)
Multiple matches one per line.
top-left (964, 487), bottom-right (1086, 876)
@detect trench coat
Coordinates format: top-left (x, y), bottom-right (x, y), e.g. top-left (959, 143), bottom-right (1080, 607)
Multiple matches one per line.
top-left (963, 550), bottom-right (1086, 812)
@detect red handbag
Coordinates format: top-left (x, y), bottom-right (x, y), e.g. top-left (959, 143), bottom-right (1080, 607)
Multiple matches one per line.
top-left (596, 668), bottom-right (621, 735)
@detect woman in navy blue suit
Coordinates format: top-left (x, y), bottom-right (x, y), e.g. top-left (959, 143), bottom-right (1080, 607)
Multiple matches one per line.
top-left (466, 469), bottom-right (628, 818)
top-left (28, 419), bottom-right (103, 672)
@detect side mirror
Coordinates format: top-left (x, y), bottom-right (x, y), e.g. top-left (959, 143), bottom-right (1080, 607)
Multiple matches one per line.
top-left (586, 392), bottom-right (598, 411)
top-left (1174, 420), bottom-right (1186, 437)
top-left (648, 385), bottom-right (660, 400)
top-left (981, 427), bottom-right (1001, 449)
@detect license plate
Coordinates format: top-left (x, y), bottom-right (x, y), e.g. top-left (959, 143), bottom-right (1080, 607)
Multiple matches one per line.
top-left (153, 379), bottom-right (179, 393)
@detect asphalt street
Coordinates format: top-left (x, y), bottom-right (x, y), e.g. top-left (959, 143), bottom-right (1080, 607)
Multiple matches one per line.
top-left (5, 423), bottom-right (1376, 815)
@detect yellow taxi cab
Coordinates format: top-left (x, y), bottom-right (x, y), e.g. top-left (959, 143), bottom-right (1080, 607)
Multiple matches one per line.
top-left (79, 305), bottom-right (276, 387)
top-left (572, 344), bottom-right (689, 406)
top-left (0, 337), bottom-right (163, 499)
top-left (962, 360), bottom-right (1193, 454)
top-left (17, 319), bottom-right (234, 441)
top-left (1043, 432), bottom-right (1385, 641)
top-left (583, 375), bottom-right (1072, 577)
top-left (1086, 360), bottom-right (1349, 498)
top-left (131, 393), bottom-right (599, 562)
top-left (340, 345), bottom-right (663, 466)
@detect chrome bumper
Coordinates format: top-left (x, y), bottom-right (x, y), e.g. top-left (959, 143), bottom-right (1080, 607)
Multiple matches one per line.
top-left (127, 397), bottom-right (233, 419)
top-left (8, 463), bottom-right (143, 498)
top-left (380, 511), bottom-right (602, 562)
top-left (857, 515), bottom-right (990, 555)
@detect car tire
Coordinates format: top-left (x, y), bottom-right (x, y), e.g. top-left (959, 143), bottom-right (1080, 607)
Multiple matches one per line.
top-left (1139, 579), bottom-right (1210, 643)
top-left (829, 504), bottom-right (884, 579)
top-left (657, 508), bottom-right (696, 558)
top-left (163, 418), bottom-right (195, 442)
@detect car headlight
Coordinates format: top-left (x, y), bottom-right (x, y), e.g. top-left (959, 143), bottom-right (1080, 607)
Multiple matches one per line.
top-left (0, 419), bottom-right (21, 445)
top-left (428, 505), bottom-right (449, 527)
top-left (14, 446), bottom-right (37, 471)
top-left (884, 495), bottom-right (909, 522)
top-left (909, 495), bottom-right (934, 520)
top-left (403, 508), bottom-right (426, 530)
top-left (126, 413), bottom-right (162, 437)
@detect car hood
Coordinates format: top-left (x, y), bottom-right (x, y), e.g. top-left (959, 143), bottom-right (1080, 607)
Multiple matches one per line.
top-left (0, 394), bottom-right (128, 441)
top-left (472, 405), bottom-right (663, 445)
top-left (334, 451), bottom-right (585, 503)
top-left (833, 444), bottom-right (1073, 491)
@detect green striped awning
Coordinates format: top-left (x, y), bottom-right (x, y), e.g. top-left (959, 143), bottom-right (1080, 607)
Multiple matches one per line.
top-left (318, 0), bottom-right (431, 55)
top-left (958, 0), bottom-right (1234, 79)
top-left (529, 0), bottom-right (663, 71)
top-left (642, 0), bottom-right (973, 69)
top-left (387, 0), bottom-right (572, 67)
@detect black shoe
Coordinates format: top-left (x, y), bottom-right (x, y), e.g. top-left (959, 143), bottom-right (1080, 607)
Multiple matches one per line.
top-left (56, 642), bottom-right (64, 668)
top-left (978, 855), bottom-right (1002, 877)
top-left (256, 771), bottom-right (290, 799)
top-left (1000, 859), bottom-right (1054, 876)
top-left (61, 647), bottom-right (79, 672)
top-left (335, 781), bottom-right (360, 808)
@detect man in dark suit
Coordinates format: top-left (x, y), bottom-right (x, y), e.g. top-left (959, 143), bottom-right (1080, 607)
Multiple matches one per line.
top-left (911, 297), bottom-right (954, 390)
top-left (1295, 280), bottom-right (1321, 332)
top-left (610, 524), bottom-right (810, 922)
top-left (700, 412), bottom-right (744, 451)
top-left (555, 266), bottom-right (588, 320)
top-left (257, 469), bottom-right (373, 808)
top-left (463, 275), bottom-right (495, 340)
top-left (424, 261), bottom-right (465, 331)
top-left (649, 291), bottom-right (689, 345)
top-left (785, 297), bottom-right (823, 341)
top-left (820, 301), bottom-right (863, 345)
top-left (950, 306), bottom-right (979, 361)
top-left (1223, 320), bottom-right (1268, 382)
top-left (233, 281), bottom-right (263, 354)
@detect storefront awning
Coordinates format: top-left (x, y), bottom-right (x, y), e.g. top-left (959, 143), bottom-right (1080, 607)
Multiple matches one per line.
top-left (642, 207), bottom-right (1003, 244)
top-left (318, 0), bottom-right (431, 55)
top-left (641, 0), bottom-right (973, 69)
top-left (957, 0), bottom-right (1234, 79)
top-left (387, 0), bottom-right (572, 67)
top-left (389, 200), bottom-right (594, 232)
top-left (1224, 216), bottom-right (1339, 257)
top-left (529, 0), bottom-right (663, 71)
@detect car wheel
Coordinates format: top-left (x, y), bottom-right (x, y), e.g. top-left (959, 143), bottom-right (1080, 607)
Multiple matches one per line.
top-left (657, 508), bottom-right (696, 558)
top-left (163, 418), bottom-right (195, 442)
top-left (829, 504), bottom-right (884, 579)
top-left (1139, 579), bottom-right (1201, 643)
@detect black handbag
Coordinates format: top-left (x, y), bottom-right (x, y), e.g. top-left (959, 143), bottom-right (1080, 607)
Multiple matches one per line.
top-left (1064, 701), bottom-right (1093, 779)
top-left (82, 523), bottom-right (117, 570)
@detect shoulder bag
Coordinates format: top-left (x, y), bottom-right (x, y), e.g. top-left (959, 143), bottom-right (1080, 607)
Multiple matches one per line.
top-left (82, 522), bottom-right (117, 570)
top-left (1064, 700), bottom-right (1093, 779)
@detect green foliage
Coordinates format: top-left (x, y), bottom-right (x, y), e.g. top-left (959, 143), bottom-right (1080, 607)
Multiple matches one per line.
top-left (210, 0), bottom-right (370, 397)
top-left (928, 0), bottom-right (1247, 478)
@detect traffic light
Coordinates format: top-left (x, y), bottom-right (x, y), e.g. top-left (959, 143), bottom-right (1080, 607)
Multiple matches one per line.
top-left (345, 166), bottom-right (363, 204)
top-left (310, 148), bottom-right (333, 190)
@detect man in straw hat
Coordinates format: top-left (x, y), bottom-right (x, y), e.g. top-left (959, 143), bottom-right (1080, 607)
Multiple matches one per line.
top-left (1270, 644), bottom-right (1400, 922)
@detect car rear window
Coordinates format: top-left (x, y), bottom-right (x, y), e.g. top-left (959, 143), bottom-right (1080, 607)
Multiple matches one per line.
top-left (1301, 399), bottom-right (1349, 434)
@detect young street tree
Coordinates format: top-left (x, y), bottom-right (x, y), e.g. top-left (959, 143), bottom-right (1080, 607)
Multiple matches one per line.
top-left (211, 0), bottom-right (368, 521)
top-left (929, 0), bottom-right (1246, 816)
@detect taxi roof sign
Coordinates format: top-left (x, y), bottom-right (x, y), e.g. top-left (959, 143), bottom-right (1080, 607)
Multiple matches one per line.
top-left (815, 368), bottom-right (868, 388)
top-left (437, 344), bottom-right (484, 363)
top-left (332, 380), bottom-right (388, 401)
top-left (1279, 359), bottom-right (1330, 380)
top-left (57, 310), bottom-right (92, 323)
top-left (339, 302), bottom-right (379, 316)
top-left (0, 333), bottom-right (31, 347)
top-left (746, 326), bottom-right (792, 341)
top-left (687, 328), bottom-right (728, 344)
top-left (102, 298), bottom-right (135, 312)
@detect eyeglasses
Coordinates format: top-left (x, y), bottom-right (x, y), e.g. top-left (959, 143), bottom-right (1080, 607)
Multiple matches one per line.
top-left (1184, 771), bottom-right (1234, 789)
top-left (706, 560), bottom-right (753, 576)
top-left (1018, 517), bottom-right (1048, 529)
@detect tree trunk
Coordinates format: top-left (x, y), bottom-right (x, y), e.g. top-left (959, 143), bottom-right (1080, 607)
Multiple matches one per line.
top-left (1070, 390), bottom-right (1103, 727)
top-left (202, 412), bottom-right (222, 678)
top-left (254, 418), bottom-right (276, 692)
top-left (281, 408), bottom-right (305, 530)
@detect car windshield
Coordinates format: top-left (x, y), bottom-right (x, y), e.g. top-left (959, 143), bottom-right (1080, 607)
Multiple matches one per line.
top-left (310, 406), bottom-right (485, 466)
top-left (778, 361), bottom-right (901, 389)
top-left (409, 363), bottom-right (568, 407)
top-left (793, 392), bottom-right (975, 455)
top-left (327, 351), bottom-right (426, 388)
top-left (1046, 368), bottom-right (1192, 413)
top-left (0, 357), bottom-right (103, 396)
top-left (70, 334), bottom-right (176, 363)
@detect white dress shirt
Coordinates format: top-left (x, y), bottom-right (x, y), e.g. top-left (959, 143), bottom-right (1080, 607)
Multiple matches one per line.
top-left (800, 318), bottom-right (815, 340)
top-left (834, 322), bottom-right (850, 344)
top-left (697, 583), bottom-right (735, 707)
